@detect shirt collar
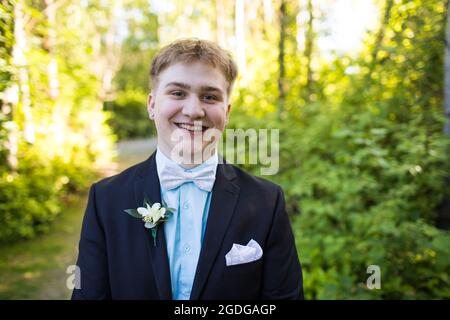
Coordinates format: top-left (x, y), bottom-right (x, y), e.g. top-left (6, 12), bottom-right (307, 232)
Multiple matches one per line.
top-left (155, 146), bottom-right (219, 185)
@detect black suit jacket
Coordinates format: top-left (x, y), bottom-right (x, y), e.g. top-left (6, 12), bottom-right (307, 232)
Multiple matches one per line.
top-left (72, 152), bottom-right (303, 299)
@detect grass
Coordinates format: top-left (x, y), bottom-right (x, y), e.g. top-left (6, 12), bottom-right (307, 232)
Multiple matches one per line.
top-left (0, 193), bottom-right (87, 299)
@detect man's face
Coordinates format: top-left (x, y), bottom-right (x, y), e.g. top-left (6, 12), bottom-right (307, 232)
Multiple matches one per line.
top-left (147, 61), bottom-right (231, 164)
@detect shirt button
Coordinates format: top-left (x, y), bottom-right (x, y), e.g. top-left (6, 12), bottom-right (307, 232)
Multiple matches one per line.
top-left (183, 201), bottom-right (189, 209)
top-left (184, 244), bottom-right (191, 253)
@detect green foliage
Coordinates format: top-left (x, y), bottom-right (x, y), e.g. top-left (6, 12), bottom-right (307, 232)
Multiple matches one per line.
top-left (229, 0), bottom-right (450, 298)
top-left (291, 0), bottom-right (450, 299)
top-left (107, 0), bottom-right (158, 139)
top-left (0, 0), bottom-right (14, 93)
top-left (0, 1), bottom-right (15, 167)
top-left (284, 100), bottom-right (450, 299)
top-left (0, 142), bottom-right (96, 243)
top-left (104, 88), bottom-right (156, 140)
top-left (0, 1), bottom-right (116, 243)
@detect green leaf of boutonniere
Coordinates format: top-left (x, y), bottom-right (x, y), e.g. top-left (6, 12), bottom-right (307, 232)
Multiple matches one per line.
top-left (151, 228), bottom-right (157, 246)
top-left (123, 196), bottom-right (174, 247)
top-left (124, 208), bottom-right (141, 218)
top-left (144, 194), bottom-right (151, 204)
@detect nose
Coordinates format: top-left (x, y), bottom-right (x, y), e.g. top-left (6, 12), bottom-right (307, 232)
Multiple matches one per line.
top-left (182, 96), bottom-right (205, 119)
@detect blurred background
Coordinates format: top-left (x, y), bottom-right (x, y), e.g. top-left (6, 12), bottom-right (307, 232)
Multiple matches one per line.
top-left (0, 0), bottom-right (449, 299)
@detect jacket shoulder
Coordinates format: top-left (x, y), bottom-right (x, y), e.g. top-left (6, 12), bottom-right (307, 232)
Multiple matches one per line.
top-left (92, 157), bottom-right (149, 193)
top-left (227, 163), bottom-right (283, 197)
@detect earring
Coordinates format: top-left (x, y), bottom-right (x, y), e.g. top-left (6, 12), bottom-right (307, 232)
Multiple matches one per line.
top-left (149, 112), bottom-right (154, 119)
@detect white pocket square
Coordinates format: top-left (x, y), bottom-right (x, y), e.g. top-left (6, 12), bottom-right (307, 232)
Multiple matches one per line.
top-left (225, 239), bottom-right (263, 266)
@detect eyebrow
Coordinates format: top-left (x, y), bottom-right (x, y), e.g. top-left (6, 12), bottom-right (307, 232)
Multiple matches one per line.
top-left (165, 82), bottom-right (224, 94)
top-left (165, 82), bottom-right (190, 90)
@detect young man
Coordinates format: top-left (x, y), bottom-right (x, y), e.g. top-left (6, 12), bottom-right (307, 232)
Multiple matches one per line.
top-left (72, 39), bottom-right (303, 300)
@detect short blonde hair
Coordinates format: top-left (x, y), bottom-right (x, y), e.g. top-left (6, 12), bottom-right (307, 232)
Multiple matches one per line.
top-left (150, 38), bottom-right (238, 95)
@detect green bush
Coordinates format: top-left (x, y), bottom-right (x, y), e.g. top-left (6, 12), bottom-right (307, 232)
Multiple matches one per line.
top-left (104, 88), bottom-right (156, 140)
top-left (226, 0), bottom-right (450, 299)
top-left (285, 102), bottom-right (450, 299)
top-left (229, 99), bottom-right (450, 299)
top-left (0, 143), bottom-right (97, 243)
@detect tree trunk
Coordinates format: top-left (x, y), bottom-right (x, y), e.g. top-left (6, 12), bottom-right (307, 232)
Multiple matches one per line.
top-left (235, 0), bottom-right (246, 73)
top-left (367, 0), bottom-right (394, 79)
top-left (89, 0), bottom-right (123, 104)
top-left (12, 0), bottom-right (34, 146)
top-left (215, 0), bottom-right (226, 47)
top-left (278, 0), bottom-right (286, 118)
top-left (43, 0), bottom-right (59, 100)
top-left (437, 0), bottom-right (450, 230)
top-left (303, 0), bottom-right (314, 102)
top-left (445, 0), bottom-right (450, 136)
top-left (263, 0), bottom-right (274, 25)
top-left (0, 0), bottom-right (17, 170)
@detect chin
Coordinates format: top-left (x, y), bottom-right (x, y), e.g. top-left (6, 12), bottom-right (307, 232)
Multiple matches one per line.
top-left (183, 143), bottom-right (215, 161)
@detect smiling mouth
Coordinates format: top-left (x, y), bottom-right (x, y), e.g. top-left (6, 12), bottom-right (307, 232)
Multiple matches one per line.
top-left (174, 122), bottom-right (209, 133)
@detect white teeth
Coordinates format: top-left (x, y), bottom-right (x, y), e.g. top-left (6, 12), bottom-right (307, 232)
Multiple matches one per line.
top-left (177, 123), bottom-right (204, 132)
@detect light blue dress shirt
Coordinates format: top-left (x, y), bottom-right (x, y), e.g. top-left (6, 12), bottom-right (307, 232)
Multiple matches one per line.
top-left (155, 148), bottom-right (218, 300)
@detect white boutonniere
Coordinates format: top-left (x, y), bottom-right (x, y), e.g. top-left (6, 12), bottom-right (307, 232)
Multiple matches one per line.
top-left (124, 195), bottom-right (174, 246)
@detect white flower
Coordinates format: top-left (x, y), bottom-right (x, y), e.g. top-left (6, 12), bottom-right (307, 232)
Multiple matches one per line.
top-left (137, 203), bottom-right (167, 229)
top-left (137, 206), bottom-right (150, 217)
top-left (124, 199), bottom-right (174, 247)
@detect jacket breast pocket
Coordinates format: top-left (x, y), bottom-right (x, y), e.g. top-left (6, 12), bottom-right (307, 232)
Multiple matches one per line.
top-left (223, 258), bottom-right (263, 277)
top-left (220, 258), bottom-right (263, 298)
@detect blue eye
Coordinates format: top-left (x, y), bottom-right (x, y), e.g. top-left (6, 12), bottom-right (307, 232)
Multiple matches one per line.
top-left (203, 95), bottom-right (217, 101)
top-left (171, 91), bottom-right (185, 97)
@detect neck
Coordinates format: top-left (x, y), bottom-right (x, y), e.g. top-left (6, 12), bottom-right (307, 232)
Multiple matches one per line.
top-left (158, 147), bottom-right (217, 169)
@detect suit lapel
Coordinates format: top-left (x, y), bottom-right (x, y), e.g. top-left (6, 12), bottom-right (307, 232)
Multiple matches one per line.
top-left (134, 151), bottom-right (172, 300)
top-left (190, 161), bottom-right (240, 300)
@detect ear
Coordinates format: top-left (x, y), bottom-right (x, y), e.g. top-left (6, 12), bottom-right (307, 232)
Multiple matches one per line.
top-left (147, 93), bottom-right (155, 120)
top-left (225, 103), bottom-right (232, 124)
